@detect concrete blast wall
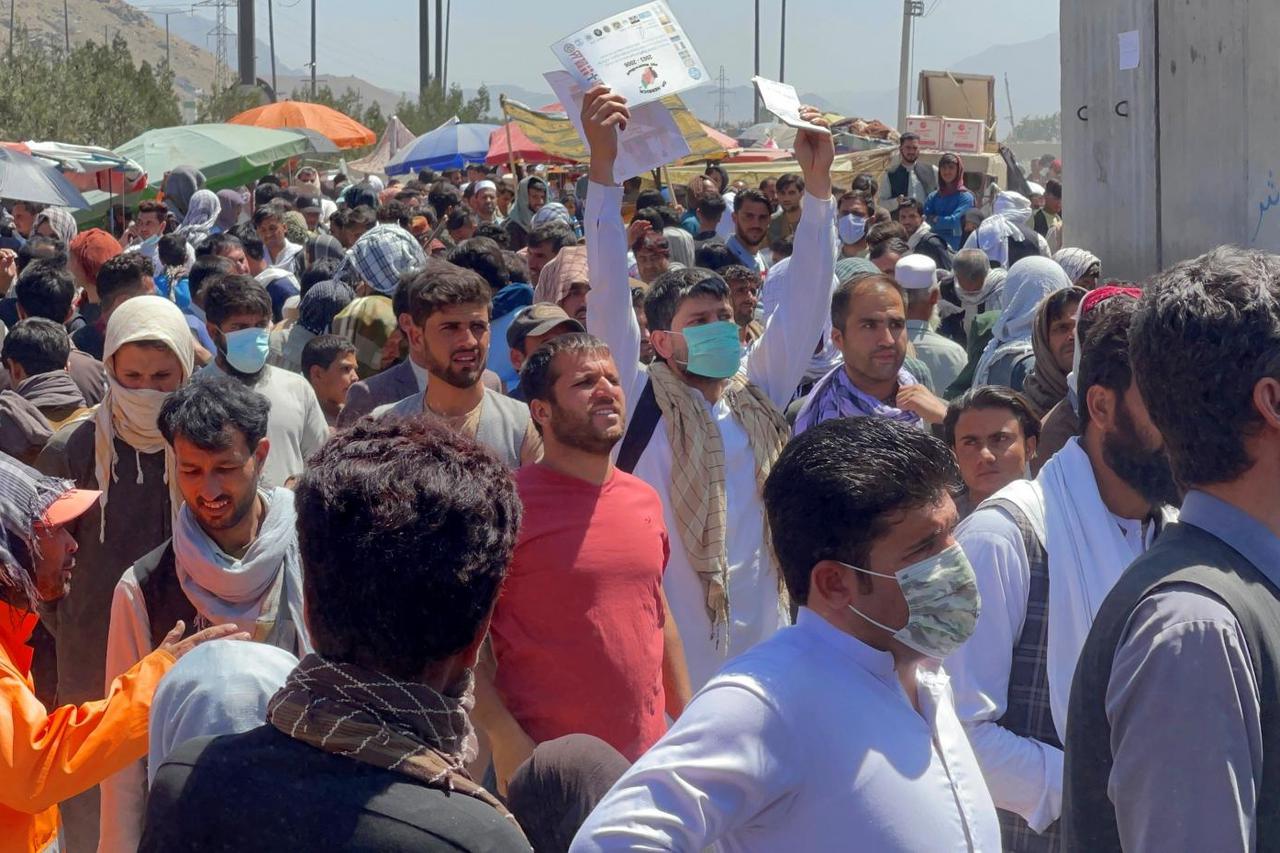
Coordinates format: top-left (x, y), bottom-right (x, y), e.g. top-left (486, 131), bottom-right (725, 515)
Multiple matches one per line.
top-left (1061, 0), bottom-right (1280, 281)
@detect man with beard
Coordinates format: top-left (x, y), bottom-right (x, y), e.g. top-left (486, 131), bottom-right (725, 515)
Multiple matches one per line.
top-left (475, 334), bottom-right (691, 793)
top-left (945, 292), bottom-right (1180, 852)
top-left (0, 453), bottom-right (241, 853)
top-left (374, 264), bottom-right (541, 468)
top-left (722, 265), bottom-right (763, 347)
top-left (469, 179), bottom-right (502, 225)
top-left (1064, 246), bottom-right (1280, 852)
top-left (878, 132), bottom-right (938, 211)
top-left (200, 276), bottom-right (329, 488)
top-left (725, 189), bottom-right (772, 274)
top-left (99, 376), bottom-right (312, 851)
top-left (897, 198), bottom-right (953, 272)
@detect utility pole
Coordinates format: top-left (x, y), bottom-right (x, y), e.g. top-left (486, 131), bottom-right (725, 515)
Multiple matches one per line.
top-left (310, 0), bottom-right (317, 97)
top-left (8, 0), bottom-right (13, 62)
top-left (434, 0), bottom-right (443, 89)
top-left (164, 15), bottom-right (169, 65)
top-left (779, 0), bottom-right (786, 83)
top-left (753, 0), bottom-right (760, 123)
top-left (266, 0), bottom-right (277, 96)
top-left (897, 0), bottom-right (924, 129)
top-left (715, 65), bottom-right (728, 128)
top-left (62, 0), bottom-right (70, 57)
top-left (1003, 72), bottom-right (1016, 140)
top-left (236, 0), bottom-right (255, 87)
top-left (418, 0), bottom-right (430, 95)
top-left (443, 0), bottom-right (451, 91)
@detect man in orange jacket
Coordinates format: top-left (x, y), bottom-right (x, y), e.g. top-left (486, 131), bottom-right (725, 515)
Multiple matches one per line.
top-left (0, 453), bottom-right (242, 853)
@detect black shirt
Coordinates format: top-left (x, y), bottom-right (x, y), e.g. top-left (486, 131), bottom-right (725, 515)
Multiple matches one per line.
top-left (141, 725), bottom-right (531, 853)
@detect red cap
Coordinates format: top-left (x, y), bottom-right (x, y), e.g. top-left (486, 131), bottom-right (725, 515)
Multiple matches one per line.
top-left (1081, 285), bottom-right (1141, 316)
top-left (38, 488), bottom-right (101, 528)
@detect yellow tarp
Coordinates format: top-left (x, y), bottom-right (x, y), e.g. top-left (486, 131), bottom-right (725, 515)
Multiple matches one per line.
top-left (499, 94), bottom-right (726, 167)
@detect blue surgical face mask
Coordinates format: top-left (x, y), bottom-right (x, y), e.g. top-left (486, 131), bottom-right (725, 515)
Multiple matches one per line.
top-left (222, 326), bottom-right (270, 374)
top-left (838, 213), bottom-right (866, 245)
top-left (679, 320), bottom-right (742, 380)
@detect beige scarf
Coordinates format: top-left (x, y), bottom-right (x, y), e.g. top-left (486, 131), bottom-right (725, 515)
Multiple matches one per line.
top-left (92, 296), bottom-right (194, 541)
top-left (646, 363), bottom-right (791, 642)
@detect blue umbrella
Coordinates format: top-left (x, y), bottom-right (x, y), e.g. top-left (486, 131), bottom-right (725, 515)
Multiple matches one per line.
top-left (384, 117), bottom-right (501, 175)
top-left (0, 145), bottom-right (90, 208)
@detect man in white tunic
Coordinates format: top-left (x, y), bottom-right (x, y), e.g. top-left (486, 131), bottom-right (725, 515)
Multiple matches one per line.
top-left (582, 86), bottom-right (836, 689)
top-left (572, 418), bottom-right (999, 852)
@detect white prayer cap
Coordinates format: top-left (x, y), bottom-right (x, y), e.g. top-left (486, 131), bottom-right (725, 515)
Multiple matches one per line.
top-left (473, 179), bottom-right (496, 193)
top-left (1027, 181), bottom-right (1046, 197)
top-left (895, 254), bottom-right (938, 290)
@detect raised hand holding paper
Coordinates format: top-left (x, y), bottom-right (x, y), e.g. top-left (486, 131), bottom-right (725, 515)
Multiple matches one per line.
top-left (752, 75), bottom-right (831, 136)
top-left (552, 2), bottom-right (709, 107)
top-left (546, 70), bottom-right (691, 185)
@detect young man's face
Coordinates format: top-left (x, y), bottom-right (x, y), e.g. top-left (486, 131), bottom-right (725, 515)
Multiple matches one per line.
top-left (257, 217), bottom-right (286, 252)
top-left (12, 204), bottom-right (38, 238)
top-left (831, 281), bottom-right (907, 389)
top-left (529, 350), bottom-right (626, 454)
top-left (136, 212), bottom-right (166, 240)
top-left (873, 251), bottom-right (903, 275)
top-left (418, 302), bottom-right (490, 389)
top-left (112, 341), bottom-right (184, 392)
top-left (497, 188), bottom-right (515, 214)
top-left (526, 240), bottom-right (556, 284)
top-left (527, 185), bottom-right (547, 213)
top-left (309, 351), bottom-right (359, 410)
top-left (759, 180), bottom-right (777, 205)
top-left (733, 199), bottom-right (771, 249)
top-left (1048, 300), bottom-right (1081, 373)
top-left (1045, 194), bottom-right (1063, 215)
top-left (898, 206), bottom-right (923, 236)
top-left (777, 183), bottom-right (803, 214)
top-left (215, 245), bottom-right (250, 275)
top-left (652, 293), bottom-right (734, 373)
top-left (727, 275), bottom-right (760, 327)
top-left (634, 246), bottom-right (670, 284)
top-left (900, 138), bottom-right (920, 164)
top-left (473, 189), bottom-right (497, 218)
top-left (952, 407), bottom-right (1035, 503)
top-left (174, 431), bottom-right (269, 534)
top-left (559, 282), bottom-right (591, 324)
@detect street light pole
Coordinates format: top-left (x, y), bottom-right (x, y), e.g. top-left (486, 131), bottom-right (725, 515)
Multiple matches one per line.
top-left (779, 0), bottom-right (786, 83)
top-left (897, 0), bottom-right (923, 129)
top-left (753, 0), bottom-right (761, 123)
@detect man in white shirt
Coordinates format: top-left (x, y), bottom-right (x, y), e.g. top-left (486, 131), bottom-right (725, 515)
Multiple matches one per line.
top-left (945, 290), bottom-right (1181, 850)
top-left (573, 417), bottom-right (1000, 852)
top-left (581, 85), bottom-right (835, 689)
top-left (199, 275), bottom-right (329, 488)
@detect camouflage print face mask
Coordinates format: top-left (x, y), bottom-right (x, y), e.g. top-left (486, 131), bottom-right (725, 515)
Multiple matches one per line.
top-left (842, 544), bottom-right (981, 659)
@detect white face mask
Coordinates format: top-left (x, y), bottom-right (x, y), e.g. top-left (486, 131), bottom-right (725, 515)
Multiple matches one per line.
top-left (842, 543), bottom-right (981, 659)
top-left (838, 214), bottom-right (866, 246)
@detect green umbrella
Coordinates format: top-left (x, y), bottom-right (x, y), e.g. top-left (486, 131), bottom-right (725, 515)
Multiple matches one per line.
top-left (115, 123), bottom-right (311, 192)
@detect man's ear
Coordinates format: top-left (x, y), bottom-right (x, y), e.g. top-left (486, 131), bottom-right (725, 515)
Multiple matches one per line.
top-left (650, 328), bottom-right (678, 363)
top-left (528, 397), bottom-right (551, 432)
top-left (1085, 384), bottom-right (1118, 432)
top-left (1253, 376), bottom-right (1280, 432)
top-left (254, 437), bottom-right (271, 466)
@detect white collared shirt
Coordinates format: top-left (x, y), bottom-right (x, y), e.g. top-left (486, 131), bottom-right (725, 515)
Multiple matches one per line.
top-left (572, 608), bottom-right (1001, 852)
top-left (409, 357), bottom-right (429, 393)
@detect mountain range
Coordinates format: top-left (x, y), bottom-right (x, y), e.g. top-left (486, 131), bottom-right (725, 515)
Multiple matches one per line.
top-left (14, 0), bottom-right (1060, 132)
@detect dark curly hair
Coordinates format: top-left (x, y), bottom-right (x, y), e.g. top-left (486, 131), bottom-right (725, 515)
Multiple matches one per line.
top-left (294, 416), bottom-right (521, 679)
top-left (1131, 246), bottom-right (1280, 486)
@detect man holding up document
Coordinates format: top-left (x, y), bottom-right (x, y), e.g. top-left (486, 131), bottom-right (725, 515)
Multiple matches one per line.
top-left (581, 84), bottom-right (837, 690)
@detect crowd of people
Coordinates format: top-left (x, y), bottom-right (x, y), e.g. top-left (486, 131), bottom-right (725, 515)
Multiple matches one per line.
top-left (0, 81), bottom-right (1273, 853)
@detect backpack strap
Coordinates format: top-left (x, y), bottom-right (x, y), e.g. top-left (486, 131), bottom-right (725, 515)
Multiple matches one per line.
top-left (617, 379), bottom-right (661, 474)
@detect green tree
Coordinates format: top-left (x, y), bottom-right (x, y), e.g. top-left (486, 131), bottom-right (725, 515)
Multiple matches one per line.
top-left (196, 84), bottom-right (269, 124)
top-left (395, 82), bottom-right (493, 136)
top-left (1008, 112), bottom-right (1061, 142)
top-left (0, 32), bottom-right (180, 147)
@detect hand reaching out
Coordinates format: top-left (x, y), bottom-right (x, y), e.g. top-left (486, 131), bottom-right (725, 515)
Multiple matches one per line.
top-left (158, 621), bottom-right (250, 661)
top-left (582, 85), bottom-right (631, 187)
top-left (626, 218), bottom-right (653, 248)
top-left (792, 107), bottom-right (835, 200)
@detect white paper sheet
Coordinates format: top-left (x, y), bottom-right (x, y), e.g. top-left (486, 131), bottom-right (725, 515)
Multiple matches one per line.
top-left (551, 2), bottom-right (709, 107)
top-left (1118, 30), bottom-right (1140, 70)
top-left (545, 70), bottom-right (691, 184)
top-left (751, 75), bottom-right (830, 136)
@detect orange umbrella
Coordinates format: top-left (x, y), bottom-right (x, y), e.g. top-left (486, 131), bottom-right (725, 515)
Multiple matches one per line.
top-left (228, 101), bottom-right (376, 149)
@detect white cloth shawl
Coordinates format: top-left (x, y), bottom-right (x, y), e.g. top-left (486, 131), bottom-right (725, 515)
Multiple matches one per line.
top-left (983, 438), bottom-right (1176, 740)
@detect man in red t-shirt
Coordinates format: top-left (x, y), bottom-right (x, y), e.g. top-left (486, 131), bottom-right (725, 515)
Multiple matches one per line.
top-left (476, 333), bottom-right (692, 793)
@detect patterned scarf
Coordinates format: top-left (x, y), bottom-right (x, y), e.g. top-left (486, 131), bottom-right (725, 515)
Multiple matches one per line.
top-left (646, 363), bottom-right (791, 643)
top-left (268, 655), bottom-right (524, 835)
top-left (794, 363), bottom-right (921, 435)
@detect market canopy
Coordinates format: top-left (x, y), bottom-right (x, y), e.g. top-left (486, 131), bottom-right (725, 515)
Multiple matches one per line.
top-left (485, 122), bottom-right (579, 166)
top-left (347, 115), bottom-right (416, 177)
top-left (497, 94), bottom-right (729, 169)
top-left (384, 118), bottom-right (501, 175)
top-left (0, 145), bottom-right (90, 208)
top-left (115, 123), bottom-right (311, 191)
top-left (228, 101), bottom-right (376, 149)
top-left (19, 141), bottom-right (147, 194)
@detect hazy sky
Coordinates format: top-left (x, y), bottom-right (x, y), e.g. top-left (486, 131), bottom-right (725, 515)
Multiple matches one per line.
top-left (231, 0), bottom-right (1059, 96)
